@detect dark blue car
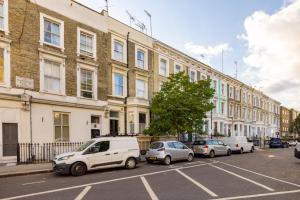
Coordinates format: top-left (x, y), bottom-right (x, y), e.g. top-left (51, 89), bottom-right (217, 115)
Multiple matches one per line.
top-left (269, 138), bottom-right (288, 148)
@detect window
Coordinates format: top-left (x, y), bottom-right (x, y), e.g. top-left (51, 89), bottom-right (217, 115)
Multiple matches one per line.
top-left (80, 68), bottom-right (94, 98)
top-left (44, 60), bottom-right (61, 93)
top-left (0, 48), bottom-right (3, 83)
top-left (54, 112), bottom-right (69, 142)
top-left (114, 73), bottom-right (124, 96)
top-left (79, 29), bottom-right (96, 57)
top-left (213, 80), bottom-right (217, 90)
top-left (137, 50), bottom-right (145, 69)
top-left (159, 58), bottom-right (167, 76)
top-left (44, 19), bottom-right (60, 46)
top-left (213, 100), bottom-right (217, 113)
top-left (174, 64), bottom-right (181, 74)
top-left (113, 40), bottom-right (123, 61)
top-left (173, 142), bottom-right (184, 149)
top-left (90, 141), bottom-right (110, 153)
top-left (190, 70), bottom-right (196, 82)
top-left (229, 86), bottom-right (234, 98)
top-left (221, 84), bottom-right (225, 95)
top-left (136, 79), bottom-right (146, 98)
top-left (221, 102), bottom-right (225, 114)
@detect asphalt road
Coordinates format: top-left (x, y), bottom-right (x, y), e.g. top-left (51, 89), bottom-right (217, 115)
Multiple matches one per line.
top-left (0, 147), bottom-right (299, 200)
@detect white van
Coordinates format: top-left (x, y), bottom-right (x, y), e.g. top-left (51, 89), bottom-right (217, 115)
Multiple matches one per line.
top-left (53, 137), bottom-right (140, 176)
top-left (221, 136), bottom-right (254, 154)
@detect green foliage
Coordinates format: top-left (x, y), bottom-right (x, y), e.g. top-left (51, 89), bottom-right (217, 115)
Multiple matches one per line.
top-left (145, 72), bottom-right (215, 136)
top-left (290, 114), bottom-right (300, 134)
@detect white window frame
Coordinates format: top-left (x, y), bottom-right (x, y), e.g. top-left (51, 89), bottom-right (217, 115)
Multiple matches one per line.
top-left (39, 53), bottom-right (65, 95)
top-left (136, 76), bottom-right (148, 99)
top-left (0, 0), bottom-right (8, 34)
top-left (0, 41), bottom-right (10, 87)
top-left (159, 55), bottom-right (169, 77)
top-left (135, 45), bottom-right (148, 70)
top-left (40, 13), bottom-right (64, 51)
top-left (174, 62), bottom-right (182, 74)
top-left (77, 27), bottom-right (97, 59)
top-left (112, 71), bottom-right (127, 97)
top-left (53, 111), bottom-right (70, 142)
top-left (77, 64), bottom-right (97, 100)
top-left (111, 35), bottom-right (127, 63)
top-left (189, 68), bottom-right (197, 82)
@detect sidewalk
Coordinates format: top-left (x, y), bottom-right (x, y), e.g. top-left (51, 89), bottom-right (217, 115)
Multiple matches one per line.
top-left (0, 163), bottom-right (53, 178)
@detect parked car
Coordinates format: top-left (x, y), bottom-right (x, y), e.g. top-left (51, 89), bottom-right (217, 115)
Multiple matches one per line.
top-left (145, 141), bottom-right (194, 165)
top-left (269, 137), bottom-right (289, 148)
top-left (288, 140), bottom-right (298, 147)
top-left (192, 139), bottom-right (231, 158)
top-left (221, 136), bottom-right (254, 154)
top-left (294, 143), bottom-right (300, 159)
top-left (53, 137), bottom-right (140, 176)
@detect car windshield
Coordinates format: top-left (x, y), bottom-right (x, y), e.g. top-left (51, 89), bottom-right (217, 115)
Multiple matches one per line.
top-left (150, 142), bottom-right (164, 149)
top-left (75, 140), bottom-right (95, 151)
top-left (193, 140), bottom-right (206, 145)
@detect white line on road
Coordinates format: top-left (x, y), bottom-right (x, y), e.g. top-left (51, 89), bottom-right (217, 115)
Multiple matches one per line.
top-left (217, 161), bottom-right (300, 187)
top-left (175, 169), bottom-right (218, 197)
top-left (22, 181), bottom-right (46, 186)
top-left (210, 164), bottom-right (274, 192)
top-left (0, 162), bottom-right (213, 200)
top-left (74, 186), bottom-right (92, 200)
top-left (140, 176), bottom-right (159, 200)
top-left (211, 189), bottom-right (300, 200)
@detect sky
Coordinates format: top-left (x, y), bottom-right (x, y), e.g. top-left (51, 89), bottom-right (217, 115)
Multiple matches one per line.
top-left (78, 0), bottom-right (300, 110)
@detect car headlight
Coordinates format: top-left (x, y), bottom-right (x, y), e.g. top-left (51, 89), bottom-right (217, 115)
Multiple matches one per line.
top-left (57, 154), bottom-right (74, 161)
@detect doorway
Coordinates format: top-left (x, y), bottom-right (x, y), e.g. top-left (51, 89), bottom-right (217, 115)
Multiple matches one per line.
top-left (110, 120), bottom-right (119, 136)
top-left (2, 123), bottom-right (18, 156)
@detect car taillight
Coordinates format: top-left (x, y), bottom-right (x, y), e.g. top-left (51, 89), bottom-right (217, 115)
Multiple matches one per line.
top-left (157, 148), bottom-right (165, 151)
top-left (203, 145), bottom-right (209, 148)
top-left (236, 144), bottom-right (239, 147)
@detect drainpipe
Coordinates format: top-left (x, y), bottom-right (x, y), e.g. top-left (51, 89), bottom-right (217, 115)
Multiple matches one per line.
top-left (124, 32), bottom-right (130, 136)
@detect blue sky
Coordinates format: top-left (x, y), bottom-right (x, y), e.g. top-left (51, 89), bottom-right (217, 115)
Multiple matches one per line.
top-left (78, 0), bottom-right (300, 109)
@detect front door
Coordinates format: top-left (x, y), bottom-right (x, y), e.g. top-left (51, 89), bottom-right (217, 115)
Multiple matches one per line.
top-left (110, 120), bottom-right (119, 136)
top-left (2, 123), bottom-right (18, 156)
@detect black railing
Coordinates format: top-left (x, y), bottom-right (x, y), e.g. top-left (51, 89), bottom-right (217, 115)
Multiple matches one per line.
top-left (17, 142), bottom-right (84, 164)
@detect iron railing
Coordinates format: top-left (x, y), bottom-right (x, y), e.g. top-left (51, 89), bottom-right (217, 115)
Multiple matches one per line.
top-left (17, 142), bottom-right (84, 164)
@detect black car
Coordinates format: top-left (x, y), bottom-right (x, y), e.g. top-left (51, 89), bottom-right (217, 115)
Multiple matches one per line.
top-left (269, 138), bottom-right (288, 148)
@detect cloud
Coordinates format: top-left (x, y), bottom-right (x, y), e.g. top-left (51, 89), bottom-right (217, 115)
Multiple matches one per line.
top-left (240, 0), bottom-right (300, 110)
top-left (184, 42), bottom-right (231, 64)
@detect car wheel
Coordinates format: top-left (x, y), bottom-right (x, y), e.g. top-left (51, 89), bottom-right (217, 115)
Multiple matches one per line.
top-left (125, 158), bottom-right (137, 169)
top-left (227, 149), bottom-right (231, 156)
top-left (70, 162), bottom-right (86, 176)
top-left (250, 146), bottom-right (254, 153)
top-left (209, 150), bottom-right (215, 158)
top-left (240, 148), bottom-right (244, 154)
top-left (187, 153), bottom-right (194, 162)
top-left (163, 156), bottom-right (171, 165)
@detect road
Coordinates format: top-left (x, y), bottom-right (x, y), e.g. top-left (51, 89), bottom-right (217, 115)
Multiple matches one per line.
top-left (0, 147), bottom-right (299, 200)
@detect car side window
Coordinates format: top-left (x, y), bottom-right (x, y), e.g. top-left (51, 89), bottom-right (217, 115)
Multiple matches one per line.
top-left (173, 142), bottom-right (184, 149)
top-left (89, 141), bottom-right (110, 153)
top-left (167, 142), bottom-right (175, 148)
top-left (211, 140), bottom-right (219, 145)
top-left (217, 141), bottom-right (224, 145)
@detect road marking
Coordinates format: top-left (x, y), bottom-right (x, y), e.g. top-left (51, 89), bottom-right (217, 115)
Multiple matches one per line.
top-left (210, 164), bottom-right (274, 191)
top-left (184, 160), bottom-right (207, 165)
top-left (22, 181), bottom-right (46, 186)
top-left (140, 176), bottom-right (159, 200)
top-left (0, 162), bottom-right (213, 200)
top-left (74, 186), bottom-right (91, 200)
top-left (175, 169), bottom-right (218, 197)
top-left (217, 161), bottom-right (300, 187)
top-left (211, 189), bottom-right (300, 200)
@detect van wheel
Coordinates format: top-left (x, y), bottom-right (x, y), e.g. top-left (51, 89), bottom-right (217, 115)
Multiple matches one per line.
top-left (70, 162), bottom-right (86, 176)
top-left (227, 149), bottom-right (231, 156)
top-left (209, 150), bottom-right (215, 158)
top-left (240, 148), bottom-right (244, 154)
top-left (250, 146), bottom-right (254, 153)
top-left (125, 158), bottom-right (137, 169)
top-left (187, 153), bottom-right (194, 162)
top-left (163, 156), bottom-right (171, 165)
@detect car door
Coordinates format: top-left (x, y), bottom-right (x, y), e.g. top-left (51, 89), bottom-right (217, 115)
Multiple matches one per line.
top-left (217, 140), bottom-right (227, 155)
top-left (173, 142), bottom-right (185, 160)
top-left (166, 142), bottom-right (178, 160)
top-left (211, 140), bottom-right (221, 155)
top-left (84, 140), bottom-right (111, 169)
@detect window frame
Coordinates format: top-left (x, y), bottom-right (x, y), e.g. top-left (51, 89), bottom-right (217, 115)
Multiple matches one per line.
top-left (159, 56), bottom-right (169, 77)
top-left (77, 64), bottom-right (97, 100)
top-left (77, 27), bottom-right (97, 59)
top-left (136, 78), bottom-right (148, 99)
top-left (40, 13), bottom-right (64, 50)
top-left (0, 0), bottom-right (8, 34)
top-left (0, 44), bottom-right (9, 87)
top-left (135, 45), bottom-right (148, 70)
top-left (113, 72), bottom-right (125, 97)
top-left (113, 40), bottom-right (124, 62)
top-left (174, 62), bottom-right (182, 74)
top-left (53, 111), bottom-right (70, 142)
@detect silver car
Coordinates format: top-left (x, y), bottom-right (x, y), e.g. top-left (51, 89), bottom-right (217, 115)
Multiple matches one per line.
top-left (192, 139), bottom-right (231, 158)
top-left (146, 141), bottom-right (194, 165)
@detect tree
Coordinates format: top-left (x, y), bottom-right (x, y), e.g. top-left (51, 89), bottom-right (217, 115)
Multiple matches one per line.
top-left (144, 72), bottom-right (215, 137)
top-left (290, 114), bottom-right (300, 138)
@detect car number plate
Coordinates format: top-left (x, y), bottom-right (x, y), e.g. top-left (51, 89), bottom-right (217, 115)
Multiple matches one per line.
top-left (149, 157), bottom-right (156, 160)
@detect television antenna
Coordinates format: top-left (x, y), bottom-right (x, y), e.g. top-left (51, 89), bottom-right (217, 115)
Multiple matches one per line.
top-left (126, 10), bottom-right (135, 26)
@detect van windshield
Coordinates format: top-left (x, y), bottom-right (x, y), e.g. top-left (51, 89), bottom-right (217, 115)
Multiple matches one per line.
top-left (150, 142), bottom-right (164, 149)
top-left (76, 140), bottom-right (94, 151)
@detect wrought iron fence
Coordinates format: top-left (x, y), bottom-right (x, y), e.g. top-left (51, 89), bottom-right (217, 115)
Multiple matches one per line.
top-left (17, 142), bottom-right (84, 164)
